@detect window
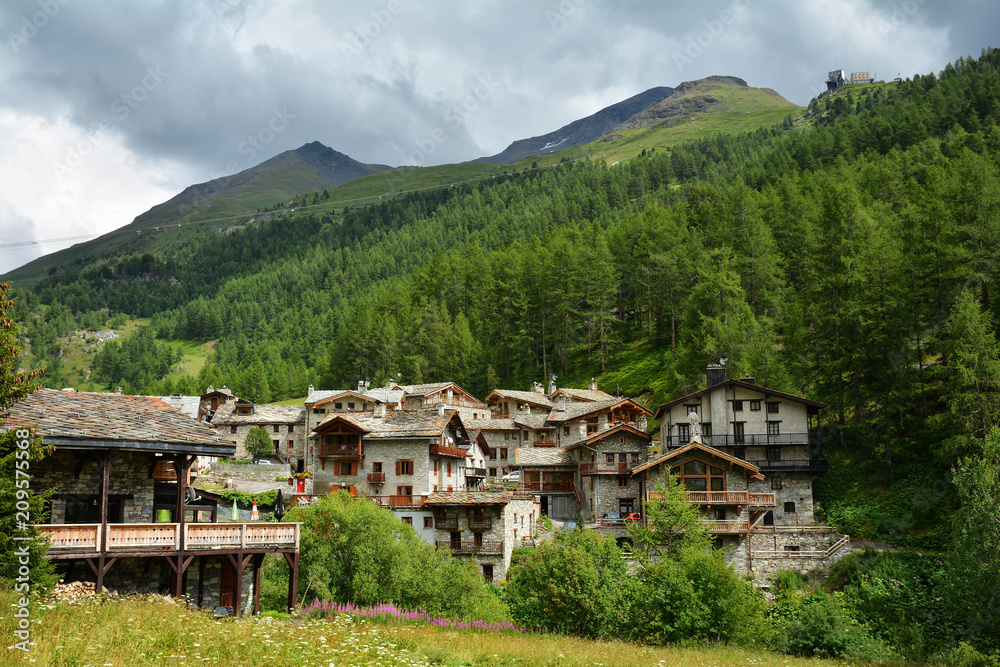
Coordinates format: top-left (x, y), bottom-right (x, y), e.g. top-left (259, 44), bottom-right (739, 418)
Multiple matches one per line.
top-left (396, 460), bottom-right (414, 475)
top-left (784, 501), bottom-right (796, 513)
top-left (766, 447), bottom-right (782, 461)
top-left (230, 425), bottom-right (237, 434)
top-left (771, 476), bottom-right (782, 490)
top-left (334, 461), bottom-right (357, 476)
top-left (488, 467), bottom-right (497, 477)
top-left (733, 400), bottom-right (743, 412)
top-left (348, 402), bottom-right (355, 410)
top-left (474, 531), bottom-right (483, 547)
top-left (677, 423), bottom-right (690, 444)
top-left (784, 545), bottom-right (800, 552)
top-left (402, 516), bottom-right (412, 526)
top-left (605, 452), bottom-right (615, 463)
top-left (586, 419), bottom-right (598, 435)
top-left (767, 402), bottom-right (779, 414)
top-left (312, 408), bottom-right (325, 414)
top-left (733, 422), bottom-right (745, 444)
top-left (482, 564), bottom-right (494, 583)
top-left (504, 432), bottom-right (509, 440)
top-left (489, 450), bottom-right (497, 460)
top-left (433, 484), bottom-right (438, 492)
top-left (701, 423), bottom-right (712, 437)
top-left (711, 508), bottom-right (726, 521)
top-left (288, 424), bottom-right (294, 432)
top-left (273, 425), bottom-right (280, 433)
top-left (618, 498), bottom-right (635, 514)
top-left (498, 448), bottom-right (508, 460)
top-left (372, 462), bottom-right (382, 473)
top-left (671, 460), bottom-right (726, 492)
top-left (767, 421), bottom-right (780, 436)
top-left (334, 402), bottom-right (342, 410)
top-left (733, 447), bottom-right (746, 460)
top-left (423, 517), bottom-right (433, 529)
top-left (617, 475), bottom-right (629, 488)
top-left (272, 440), bottom-right (279, 454)
top-left (749, 400), bottom-right (761, 411)
top-left (630, 452), bottom-right (640, 463)
top-left (685, 405), bottom-right (699, 416)
top-left (563, 426), bottom-right (570, 436)
top-left (296, 459), bottom-right (304, 473)
top-left (397, 486), bottom-right (413, 497)
top-left (447, 462), bottom-right (452, 477)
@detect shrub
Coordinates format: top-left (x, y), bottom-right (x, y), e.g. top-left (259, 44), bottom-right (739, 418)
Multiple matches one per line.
top-left (244, 426), bottom-right (274, 459)
top-left (777, 593), bottom-right (891, 661)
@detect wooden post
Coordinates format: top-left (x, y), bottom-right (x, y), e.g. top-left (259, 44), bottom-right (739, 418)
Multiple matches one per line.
top-left (284, 551), bottom-right (298, 613)
top-left (174, 455), bottom-right (195, 552)
top-left (252, 554), bottom-right (264, 615)
top-left (97, 452), bottom-right (111, 552)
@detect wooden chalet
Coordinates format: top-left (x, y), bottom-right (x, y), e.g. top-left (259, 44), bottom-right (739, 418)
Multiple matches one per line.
top-left (5, 389), bottom-right (300, 616)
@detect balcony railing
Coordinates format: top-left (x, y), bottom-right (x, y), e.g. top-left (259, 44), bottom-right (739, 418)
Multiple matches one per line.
top-left (430, 443), bottom-right (466, 459)
top-left (706, 520), bottom-right (750, 534)
top-left (434, 515), bottom-right (459, 530)
top-left (467, 515), bottom-right (493, 531)
top-left (40, 522), bottom-right (300, 553)
top-left (424, 396), bottom-right (486, 409)
top-left (533, 435), bottom-right (558, 447)
top-left (579, 461), bottom-right (636, 475)
top-left (368, 495), bottom-right (425, 509)
top-left (519, 481), bottom-right (576, 492)
top-left (436, 539), bottom-right (504, 555)
top-left (320, 444), bottom-right (360, 457)
top-left (664, 433), bottom-right (822, 448)
top-left (686, 491), bottom-right (775, 506)
top-left (466, 467), bottom-right (487, 478)
top-left (367, 472), bottom-right (386, 484)
top-left (745, 459), bottom-right (829, 472)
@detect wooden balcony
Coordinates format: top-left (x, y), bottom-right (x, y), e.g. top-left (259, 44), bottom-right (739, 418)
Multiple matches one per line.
top-left (533, 435), bottom-right (558, 447)
top-left (579, 461), bottom-right (635, 476)
top-left (466, 467), bottom-right (487, 478)
top-left (436, 539), bottom-right (503, 555)
top-left (745, 458), bottom-right (829, 473)
top-left (320, 444), bottom-right (360, 457)
top-left (686, 491), bottom-right (775, 506)
top-left (40, 522), bottom-right (300, 555)
top-left (519, 481), bottom-right (576, 492)
top-left (367, 472), bottom-right (386, 484)
top-left (368, 495), bottom-right (425, 509)
top-left (430, 443), bottom-right (466, 459)
top-left (706, 520), bottom-right (750, 534)
top-left (467, 515), bottom-right (493, 531)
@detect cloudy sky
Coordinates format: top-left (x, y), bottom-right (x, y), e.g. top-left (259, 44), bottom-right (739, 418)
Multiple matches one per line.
top-left (1, 0), bottom-right (997, 275)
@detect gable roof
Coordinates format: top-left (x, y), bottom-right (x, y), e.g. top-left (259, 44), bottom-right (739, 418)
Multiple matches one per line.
top-left (4, 389), bottom-right (233, 456)
top-left (304, 389), bottom-right (371, 406)
top-left (486, 389), bottom-right (554, 409)
top-left (654, 380), bottom-right (827, 419)
top-left (313, 409), bottom-right (468, 443)
top-left (549, 387), bottom-right (616, 402)
top-left (631, 440), bottom-right (760, 476)
top-left (211, 403), bottom-right (306, 425)
top-left (515, 447), bottom-right (577, 467)
top-left (562, 423), bottom-right (652, 451)
top-left (547, 397), bottom-right (652, 423)
top-left (511, 414), bottom-right (553, 430)
top-left (467, 418), bottom-right (518, 432)
top-left (424, 491), bottom-right (513, 506)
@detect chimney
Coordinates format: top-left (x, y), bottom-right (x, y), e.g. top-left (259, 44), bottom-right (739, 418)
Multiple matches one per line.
top-left (531, 381), bottom-right (544, 394)
top-left (706, 364), bottom-right (726, 387)
top-left (742, 374), bottom-right (756, 386)
top-left (548, 379), bottom-right (557, 395)
top-left (206, 385), bottom-right (214, 394)
top-left (589, 378), bottom-right (598, 391)
top-left (307, 384), bottom-right (314, 395)
top-left (638, 415), bottom-right (648, 431)
top-left (374, 402), bottom-right (386, 418)
top-left (221, 385), bottom-right (232, 396)
top-left (358, 380), bottom-right (366, 392)
top-left (437, 404), bottom-right (446, 417)
top-left (556, 395), bottom-right (567, 413)
top-left (115, 387), bottom-right (122, 395)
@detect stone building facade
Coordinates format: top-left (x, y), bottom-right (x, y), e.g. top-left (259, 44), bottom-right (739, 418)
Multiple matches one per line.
top-left (566, 425), bottom-right (651, 519)
top-left (211, 402), bottom-right (307, 468)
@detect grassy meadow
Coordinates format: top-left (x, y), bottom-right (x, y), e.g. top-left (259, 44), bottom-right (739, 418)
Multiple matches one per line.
top-left (0, 590), bottom-right (864, 667)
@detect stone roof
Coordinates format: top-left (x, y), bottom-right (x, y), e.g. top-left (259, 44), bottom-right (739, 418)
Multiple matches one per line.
top-left (424, 491), bottom-right (513, 505)
top-left (515, 447), bottom-right (577, 467)
top-left (488, 390), bottom-right (554, 408)
top-left (550, 387), bottom-right (615, 402)
top-left (397, 382), bottom-right (457, 397)
top-left (153, 394), bottom-right (202, 420)
top-left (4, 389), bottom-right (230, 453)
top-left (305, 389), bottom-right (366, 405)
top-left (316, 409), bottom-right (465, 441)
top-left (562, 424), bottom-right (652, 451)
top-left (211, 404), bottom-right (306, 425)
top-left (546, 398), bottom-right (627, 422)
top-left (512, 414), bottom-right (552, 430)
top-left (364, 388), bottom-right (405, 404)
top-left (467, 418), bottom-right (518, 431)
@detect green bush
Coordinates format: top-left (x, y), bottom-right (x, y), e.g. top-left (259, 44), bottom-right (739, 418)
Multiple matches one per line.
top-left (244, 426), bottom-right (274, 459)
top-left (777, 593), bottom-right (891, 661)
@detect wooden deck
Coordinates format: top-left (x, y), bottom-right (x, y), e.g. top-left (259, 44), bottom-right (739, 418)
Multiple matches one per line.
top-left (40, 522), bottom-right (300, 555)
top-left (686, 491), bottom-right (776, 506)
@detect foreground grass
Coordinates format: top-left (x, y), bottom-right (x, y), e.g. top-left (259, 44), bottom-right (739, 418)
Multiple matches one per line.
top-left (1, 590), bottom-right (860, 667)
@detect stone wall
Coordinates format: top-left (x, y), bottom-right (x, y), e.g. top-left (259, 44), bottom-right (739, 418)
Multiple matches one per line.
top-left (724, 529), bottom-right (850, 577)
top-left (579, 431), bottom-right (649, 520)
top-left (314, 438), bottom-right (434, 497)
top-left (226, 422), bottom-right (307, 464)
top-left (749, 471), bottom-right (815, 526)
top-left (34, 449), bottom-right (156, 524)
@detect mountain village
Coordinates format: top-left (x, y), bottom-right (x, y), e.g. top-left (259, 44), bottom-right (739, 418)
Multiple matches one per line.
top-left (5, 363), bottom-right (849, 616)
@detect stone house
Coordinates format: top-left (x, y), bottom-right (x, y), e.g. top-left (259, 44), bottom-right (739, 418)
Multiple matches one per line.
top-left (5, 389), bottom-right (300, 616)
top-left (631, 437), bottom-right (849, 575)
top-left (514, 447), bottom-right (579, 519)
top-left (563, 424), bottom-right (652, 520)
top-left (423, 491), bottom-right (539, 582)
top-left (391, 381), bottom-right (487, 423)
top-left (654, 365), bottom-right (827, 526)
top-left (309, 405), bottom-right (472, 532)
top-left (211, 401), bottom-right (307, 470)
top-left (467, 418), bottom-right (520, 479)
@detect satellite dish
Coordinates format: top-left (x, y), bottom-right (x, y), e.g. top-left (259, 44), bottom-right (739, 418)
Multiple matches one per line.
top-left (185, 486), bottom-right (200, 504)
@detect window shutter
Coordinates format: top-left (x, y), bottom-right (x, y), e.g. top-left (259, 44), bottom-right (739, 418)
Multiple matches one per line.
top-left (395, 460), bottom-right (401, 475)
